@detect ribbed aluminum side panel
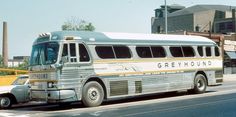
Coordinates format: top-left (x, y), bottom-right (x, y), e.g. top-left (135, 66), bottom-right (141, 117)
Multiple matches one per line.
top-left (58, 66), bottom-right (94, 89)
top-left (59, 69), bottom-right (80, 89)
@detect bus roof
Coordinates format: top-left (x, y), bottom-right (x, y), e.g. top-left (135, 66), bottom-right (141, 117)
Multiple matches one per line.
top-left (39, 31), bottom-right (216, 46)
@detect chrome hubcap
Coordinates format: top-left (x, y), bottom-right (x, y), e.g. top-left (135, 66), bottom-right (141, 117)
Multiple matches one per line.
top-left (0, 97), bottom-right (10, 107)
top-left (197, 79), bottom-right (205, 91)
top-left (88, 87), bottom-right (99, 101)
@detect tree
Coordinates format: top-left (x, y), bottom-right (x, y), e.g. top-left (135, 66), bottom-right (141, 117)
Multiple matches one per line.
top-left (62, 17), bottom-right (95, 31)
top-left (17, 59), bottom-right (29, 70)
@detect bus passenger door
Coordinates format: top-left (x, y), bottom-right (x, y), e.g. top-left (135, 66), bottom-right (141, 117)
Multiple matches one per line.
top-left (59, 43), bottom-right (80, 89)
top-left (61, 42), bottom-right (91, 63)
top-left (61, 43), bottom-right (78, 63)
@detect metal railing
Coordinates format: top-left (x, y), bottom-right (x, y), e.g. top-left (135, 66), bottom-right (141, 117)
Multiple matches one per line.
top-left (0, 68), bottom-right (28, 75)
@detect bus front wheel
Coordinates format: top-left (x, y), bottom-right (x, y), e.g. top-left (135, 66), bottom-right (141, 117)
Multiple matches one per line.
top-left (82, 81), bottom-right (104, 107)
top-left (190, 74), bottom-right (207, 94)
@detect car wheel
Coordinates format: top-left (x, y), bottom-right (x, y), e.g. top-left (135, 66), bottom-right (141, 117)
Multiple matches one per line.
top-left (0, 97), bottom-right (12, 109)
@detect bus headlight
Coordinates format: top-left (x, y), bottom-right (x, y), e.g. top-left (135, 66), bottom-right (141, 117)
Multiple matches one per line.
top-left (48, 82), bottom-right (54, 88)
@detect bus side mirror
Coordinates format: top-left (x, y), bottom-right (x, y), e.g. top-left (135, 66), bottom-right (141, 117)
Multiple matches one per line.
top-left (60, 56), bottom-right (69, 64)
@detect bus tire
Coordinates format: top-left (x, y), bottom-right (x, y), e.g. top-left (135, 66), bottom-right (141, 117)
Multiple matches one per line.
top-left (0, 96), bottom-right (12, 109)
top-left (82, 81), bottom-right (104, 107)
top-left (190, 74), bottom-right (207, 94)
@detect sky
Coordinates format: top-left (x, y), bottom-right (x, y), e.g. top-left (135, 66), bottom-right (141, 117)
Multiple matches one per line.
top-left (1, 0), bottom-right (236, 58)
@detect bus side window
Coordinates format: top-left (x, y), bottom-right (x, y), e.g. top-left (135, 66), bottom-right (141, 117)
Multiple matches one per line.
top-left (136, 47), bottom-right (152, 58)
top-left (69, 43), bottom-right (77, 62)
top-left (151, 46), bottom-right (166, 58)
top-left (197, 46), bottom-right (204, 57)
top-left (95, 46), bottom-right (115, 59)
top-left (182, 46), bottom-right (195, 57)
top-left (215, 46), bottom-right (220, 57)
top-left (61, 44), bottom-right (69, 63)
top-left (113, 46), bottom-right (131, 58)
top-left (170, 47), bottom-right (184, 57)
top-left (79, 44), bottom-right (90, 62)
top-left (62, 44), bottom-right (68, 57)
top-left (206, 47), bottom-right (212, 57)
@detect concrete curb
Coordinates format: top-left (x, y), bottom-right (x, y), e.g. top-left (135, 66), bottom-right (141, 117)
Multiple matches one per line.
top-left (223, 74), bottom-right (236, 81)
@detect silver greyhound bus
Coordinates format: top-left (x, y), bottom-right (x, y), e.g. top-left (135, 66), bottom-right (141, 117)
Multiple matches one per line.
top-left (29, 31), bottom-right (223, 107)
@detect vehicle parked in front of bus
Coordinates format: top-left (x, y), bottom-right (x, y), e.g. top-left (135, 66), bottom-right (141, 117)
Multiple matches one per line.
top-left (0, 75), bottom-right (30, 109)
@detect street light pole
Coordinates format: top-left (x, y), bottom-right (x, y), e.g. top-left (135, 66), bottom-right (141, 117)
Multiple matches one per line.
top-left (165, 0), bottom-right (168, 34)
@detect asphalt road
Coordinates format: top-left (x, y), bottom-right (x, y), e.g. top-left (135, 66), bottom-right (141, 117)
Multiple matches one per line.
top-left (0, 75), bottom-right (236, 117)
top-left (66, 93), bottom-right (236, 117)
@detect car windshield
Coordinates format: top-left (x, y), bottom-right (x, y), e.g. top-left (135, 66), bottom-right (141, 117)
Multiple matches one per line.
top-left (12, 76), bottom-right (29, 85)
top-left (30, 42), bottom-right (59, 65)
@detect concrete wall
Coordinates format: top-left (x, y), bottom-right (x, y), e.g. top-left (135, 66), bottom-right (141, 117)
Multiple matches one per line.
top-left (194, 10), bottom-right (215, 32)
top-left (0, 75), bottom-right (17, 86)
top-left (151, 14), bottom-right (193, 33)
top-left (151, 17), bottom-right (165, 33)
top-left (168, 14), bottom-right (193, 32)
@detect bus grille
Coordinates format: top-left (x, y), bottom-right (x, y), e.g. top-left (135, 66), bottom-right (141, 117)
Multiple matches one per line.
top-left (110, 80), bottom-right (128, 96)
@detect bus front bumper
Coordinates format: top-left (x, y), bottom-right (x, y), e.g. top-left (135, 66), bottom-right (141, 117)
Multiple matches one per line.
top-left (31, 89), bottom-right (78, 103)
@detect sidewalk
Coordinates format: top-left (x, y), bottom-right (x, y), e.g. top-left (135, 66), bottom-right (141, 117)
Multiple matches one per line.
top-left (223, 74), bottom-right (236, 81)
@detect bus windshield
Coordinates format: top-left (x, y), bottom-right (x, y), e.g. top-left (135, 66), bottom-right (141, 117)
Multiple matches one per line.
top-left (30, 42), bottom-right (59, 65)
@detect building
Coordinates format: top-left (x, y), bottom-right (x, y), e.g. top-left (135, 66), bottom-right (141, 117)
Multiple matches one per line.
top-left (152, 4), bottom-right (185, 33)
top-left (152, 4), bottom-right (236, 74)
top-left (151, 5), bottom-right (236, 34)
top-left (7, 56), bottom-right (29, 67)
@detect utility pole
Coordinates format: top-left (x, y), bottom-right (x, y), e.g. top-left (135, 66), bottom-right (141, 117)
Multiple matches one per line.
top-left (164, 0), bottom-right (168, 34)
top-left (2, 21), bottom-right (8, 67)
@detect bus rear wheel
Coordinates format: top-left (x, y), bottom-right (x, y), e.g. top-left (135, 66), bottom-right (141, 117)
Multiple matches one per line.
top-left (189, 74), bottom-right (207, 94)
top-left (82, 81), bottom-right (104, 107)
